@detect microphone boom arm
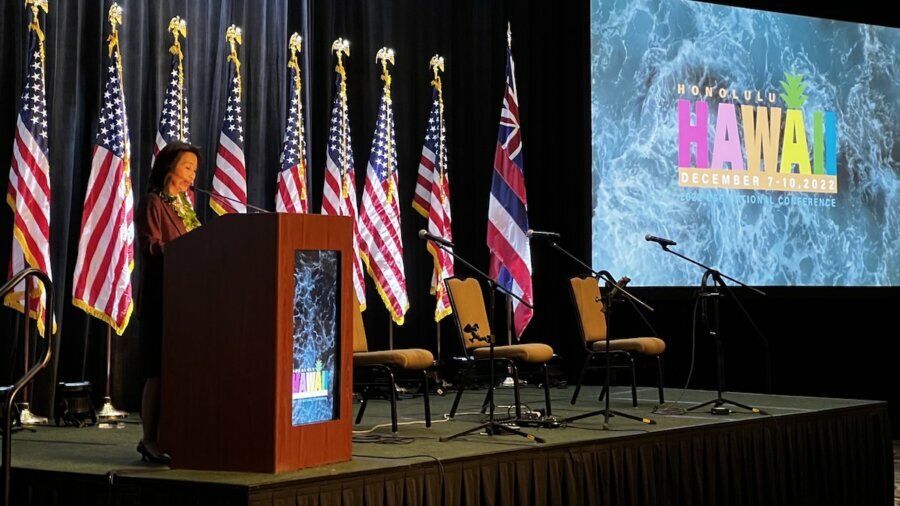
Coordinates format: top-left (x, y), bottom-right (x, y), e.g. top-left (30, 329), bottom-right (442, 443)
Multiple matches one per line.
top-left (425, 240), bottom-right (533, 309)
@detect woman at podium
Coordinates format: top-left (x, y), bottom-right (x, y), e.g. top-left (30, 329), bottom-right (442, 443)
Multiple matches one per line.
top-left (135, 141), bottom-right (201, 464)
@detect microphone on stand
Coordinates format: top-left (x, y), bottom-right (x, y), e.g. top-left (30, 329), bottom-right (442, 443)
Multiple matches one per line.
top-left (644, 234), bottom-right (676, 247)
top-left (189, 185), bottom-right (271, 214)
top-left (526, 229), bottom-right (561, 240)
top-left (418, 229), bottom-right (455, 248)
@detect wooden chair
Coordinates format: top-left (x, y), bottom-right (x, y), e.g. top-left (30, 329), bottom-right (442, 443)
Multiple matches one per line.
top-left (568, 276), bottom-right (666, 407)
top-left (444, 277), bottom-right (555, 420)
top-left (352, 306), bottom-right (434, 433)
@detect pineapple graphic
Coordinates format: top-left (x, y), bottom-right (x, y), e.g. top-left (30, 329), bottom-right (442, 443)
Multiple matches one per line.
top-left (779, 71), bottom-right (812, 174)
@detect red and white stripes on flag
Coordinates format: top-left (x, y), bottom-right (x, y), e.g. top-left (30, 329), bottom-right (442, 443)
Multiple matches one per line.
top-left (358, 56), bottom-right (409, 325)
top-left (487, 45), bottom-right (533, 339)
top-left (412, 70), bottom-right (454, 322)
top-left (321, 49), bottom-right (366, 311)
top-left (210, 26), bottom-right (247, 215)
top-left (276, 34), bottom-right (309, 214)
top-left (72, 25), bottom-right (135, 335)
top-left (5, 7), bottom-right (54, 336)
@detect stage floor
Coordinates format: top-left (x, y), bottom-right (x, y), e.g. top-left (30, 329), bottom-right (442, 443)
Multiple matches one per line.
top-left (4, 385), bottom-right (893, 505)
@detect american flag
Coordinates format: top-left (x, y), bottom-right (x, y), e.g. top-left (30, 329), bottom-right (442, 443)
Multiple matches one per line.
top-left (210, 26), bottom-right (247, 215)
top-left (321, 49), bottom-right (366, 311)
top-left (358, 56), bottom-right (409, 325)
top-left (151, 18), bottom-right (190, 167)
top-left (4, 5), bottom-right (54, 336)
top-left (72, 23), bottom-right (135, 335)
top-left (487, 45), bottom-right (533, 339)
top-left (275, 34), bottom-right (309, 214)
top-left (412, 69), bottom-right (454, 322)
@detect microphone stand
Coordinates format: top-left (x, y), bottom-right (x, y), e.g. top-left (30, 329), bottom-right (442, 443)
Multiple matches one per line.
top-left (190, 186), bottom-right (271, 214)
top-left (536, 236), bottom-right (655, 427)
top-left (424, 239), bottom-right (543, 443)
top-left (651, 243), bottom-right (770, 415)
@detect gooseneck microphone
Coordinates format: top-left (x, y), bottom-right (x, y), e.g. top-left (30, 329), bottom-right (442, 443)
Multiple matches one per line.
top-left (526, 229), bottom-right (561, 240)
top-left (644, 234), bottom-right (676, 247)
top-left (418, 229), bottom-right (455, 248)
top-left (189, 185), bottom-right (271, 214)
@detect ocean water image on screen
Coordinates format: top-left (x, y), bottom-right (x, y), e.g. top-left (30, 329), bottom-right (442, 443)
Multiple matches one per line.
top-left (291, 249), bottom-right (340, 426)
top-left (590, 0), bottom-right (899, 286)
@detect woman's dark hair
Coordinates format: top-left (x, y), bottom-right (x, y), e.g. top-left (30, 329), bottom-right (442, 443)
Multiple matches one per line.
top-left (147, 141), bottom-right (202, 193)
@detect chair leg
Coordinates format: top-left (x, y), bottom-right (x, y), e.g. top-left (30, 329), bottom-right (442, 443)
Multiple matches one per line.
top-left (628, 354), bottom-right (638, 407)
top-left (656, 355), bottom-right (665, 404)
top-left (542, 363), bottom-right (552, 416)
top-left (571, 353), bottom-right (592, 405)
top-left (422, 370), bottom-right (432, 428)
top-left (449, 363), bottom-right (473, 418)
top-left (510, 361), bottom-right (522, 419)
top-left (387, 369), bottom-right (399, 434)
top-left (355, 388), bottom-right (368, 424)
top-left (481, 384), bottom-right (492, 415)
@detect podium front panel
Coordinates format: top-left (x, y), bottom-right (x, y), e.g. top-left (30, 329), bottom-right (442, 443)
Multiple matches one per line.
top-left (161, 213), bottom-right (353, 473)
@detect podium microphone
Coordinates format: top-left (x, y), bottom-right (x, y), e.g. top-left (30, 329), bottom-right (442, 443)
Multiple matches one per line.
top-left (526, 229), bottom-right (561, 240)
top-left (189, 185), bottom-right (271, 214)
top-left (644, 234), bottom-right (676, 247)
top-left (418, 229), bottom-right (454, 248)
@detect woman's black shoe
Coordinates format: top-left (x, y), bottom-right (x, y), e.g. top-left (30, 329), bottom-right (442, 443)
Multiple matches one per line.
top-left (137, 440), bottom-right (172, 465)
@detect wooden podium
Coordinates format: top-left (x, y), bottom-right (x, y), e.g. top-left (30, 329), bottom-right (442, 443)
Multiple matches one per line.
top-left (159, 213), bottom-right (353, 473)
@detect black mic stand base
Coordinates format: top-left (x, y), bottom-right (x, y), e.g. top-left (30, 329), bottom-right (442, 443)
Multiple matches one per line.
top-left (439, 419), bottom-right (545, 443)
top-left (562, 407), bottom-right (655, 426)
top-left (686, 395), bottom-right (768, 416)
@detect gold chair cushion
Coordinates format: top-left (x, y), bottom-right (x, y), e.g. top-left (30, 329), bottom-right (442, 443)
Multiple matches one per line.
top-left (591, 337), bottom-right (665, 355)
top-left (472, 343), bottom-right (554, 363)
top-left (354, 349), bottom-right (435, 370)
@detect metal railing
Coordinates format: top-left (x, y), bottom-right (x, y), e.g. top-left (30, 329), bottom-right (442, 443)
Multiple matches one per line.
top-left (1, 268), bottom-right (54, 506)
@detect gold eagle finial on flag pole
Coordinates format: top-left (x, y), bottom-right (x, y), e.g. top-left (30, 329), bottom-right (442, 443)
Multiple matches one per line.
top-left (226, 25), bottom-right (243, 97)
top-left (332, 38), bottom-right (351, 198)
top-left (25, 0), bottom-right (48, 62)
top-left (376, 48), bottom-right (396, 203)
top-left (168, 16), bottom-right (188, 141)
top-left (288, 33), bottom-right (307, 203)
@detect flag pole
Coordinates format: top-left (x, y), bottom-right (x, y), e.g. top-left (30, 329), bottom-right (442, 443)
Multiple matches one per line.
top-left (96, 325), bottom-right (127, 420)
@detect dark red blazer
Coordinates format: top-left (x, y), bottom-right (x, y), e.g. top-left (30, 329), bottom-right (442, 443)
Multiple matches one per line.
top-left (135, 193), bottom-right (188, 321)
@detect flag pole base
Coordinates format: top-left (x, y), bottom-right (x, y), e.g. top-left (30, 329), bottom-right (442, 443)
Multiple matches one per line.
top-left (17, 403), bottom-right (48, 425)
top-left (96, 397), bottom-right (128, 420)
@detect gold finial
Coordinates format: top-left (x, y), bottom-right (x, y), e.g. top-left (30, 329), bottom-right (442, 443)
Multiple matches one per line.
top-left (332, 38), bottom-right (350, 58)
top-left (429, 54), bottom-right (444, 75)
top-left (107, 3), bottom-right (123, 57)
top-left (25, 0), bottom-right (48, 45)
top-left (108, 3), bottom-right (122, 30)
top-left (168, 16), bottom-right (187, 58)
top-left (376, 47), bottom-right (395, 68)
top-left (289, 32), bottom-right (302, 54)
top-left (507, 22), bottom-right (512, 49)
top-left (168, 16), bottom-right (186, 41)
top-left (25, 0), bottom-right (48, 15)
top-left (226, 24), bottom-right (243, 53)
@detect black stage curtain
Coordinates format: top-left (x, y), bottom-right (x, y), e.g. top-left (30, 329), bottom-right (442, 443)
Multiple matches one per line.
top-left (11, 403), bottom-right (894, 504)
top-left (0, 0), bottom-right (591, 414)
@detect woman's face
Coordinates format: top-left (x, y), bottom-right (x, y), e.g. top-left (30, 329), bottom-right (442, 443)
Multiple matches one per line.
top-left (166, 152), bottom-right (198, 195)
